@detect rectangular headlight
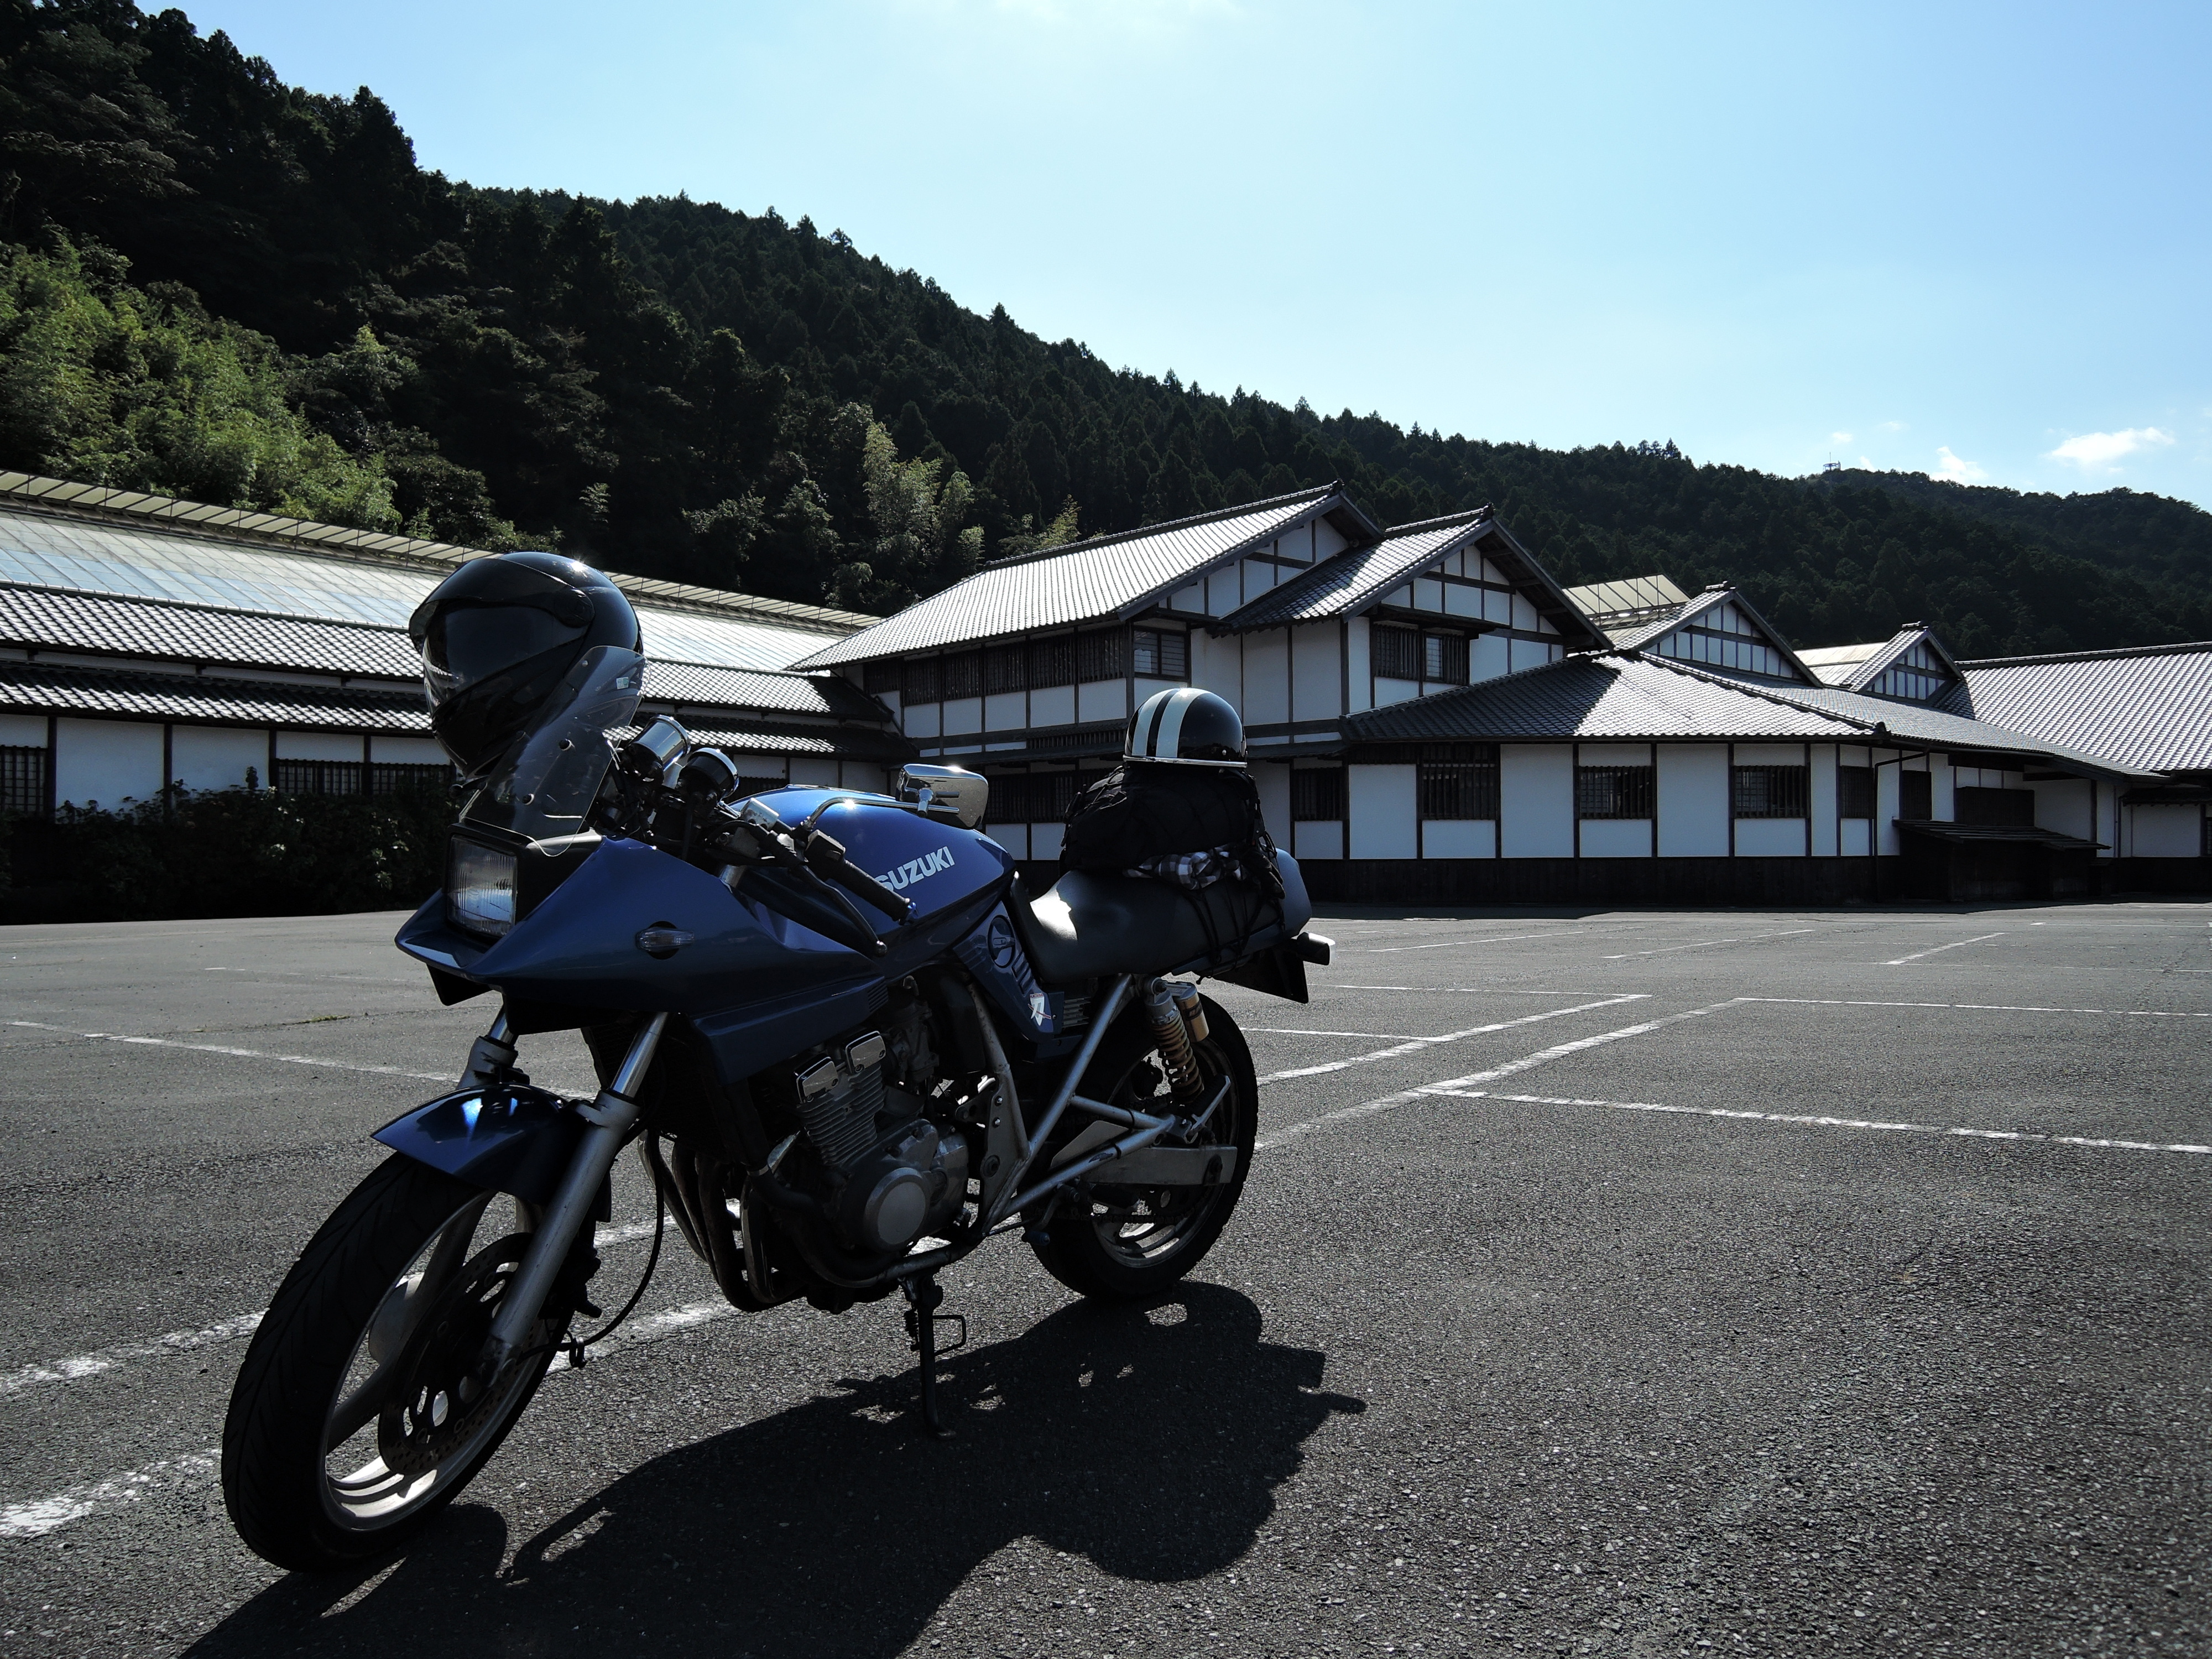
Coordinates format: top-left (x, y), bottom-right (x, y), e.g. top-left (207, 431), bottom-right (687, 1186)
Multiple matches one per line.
top-left (447, 838), bottom-right (518, 939)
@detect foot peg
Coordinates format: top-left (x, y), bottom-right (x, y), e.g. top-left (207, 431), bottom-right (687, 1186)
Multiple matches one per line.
top-left (900, 1275), bottom-right (967, 1437)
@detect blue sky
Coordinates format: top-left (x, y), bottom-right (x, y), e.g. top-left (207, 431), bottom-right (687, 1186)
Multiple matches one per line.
top-left (185, 1), bottom-right (2212, 508)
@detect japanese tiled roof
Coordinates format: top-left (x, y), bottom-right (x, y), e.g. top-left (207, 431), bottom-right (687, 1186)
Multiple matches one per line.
top-left (1345, 650), bottom-right (2159, 778)
top-left (1213, 512), bottom-right (1490, 632)
top-left (792, 487), bottom-right (1374, 666)
top-left (1939, 641), bottom-right (2212, 775)
top-left (0, 659), bottom-right (430, 732)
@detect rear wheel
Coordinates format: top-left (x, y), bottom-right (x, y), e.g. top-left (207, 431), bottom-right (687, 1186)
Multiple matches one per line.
top-left (222, 1156), bottom-right (578, 1572)
top-left (1029, 992), bottom-right (1258, 1301)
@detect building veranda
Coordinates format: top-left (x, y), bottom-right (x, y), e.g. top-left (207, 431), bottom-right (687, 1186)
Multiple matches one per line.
top-left (3, 470), bottom-right (2207, 907)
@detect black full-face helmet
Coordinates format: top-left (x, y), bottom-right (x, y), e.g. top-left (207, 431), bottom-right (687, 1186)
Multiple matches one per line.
top-left (1125, 686), bottom-right (1247, 768)
top-left (408, 552), bottom-right (642, 780)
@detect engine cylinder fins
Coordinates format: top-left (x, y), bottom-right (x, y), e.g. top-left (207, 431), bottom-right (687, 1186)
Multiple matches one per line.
top-left (1144, 980), bottom-right (1205, 1098)
top-left (792, 1031), bottom-right (888, 1171)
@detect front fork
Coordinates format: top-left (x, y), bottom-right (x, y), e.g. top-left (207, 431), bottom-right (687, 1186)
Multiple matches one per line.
top-left (479, 1010), bottom-right (671, 1372)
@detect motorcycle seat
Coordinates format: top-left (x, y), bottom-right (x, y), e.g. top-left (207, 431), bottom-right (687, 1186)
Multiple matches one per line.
top-left (1005, 858), bottom-right (1308, 987)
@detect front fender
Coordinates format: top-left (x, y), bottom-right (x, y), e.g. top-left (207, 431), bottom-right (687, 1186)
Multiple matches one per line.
top-left (372, 1085), bottom-right (607, 1215)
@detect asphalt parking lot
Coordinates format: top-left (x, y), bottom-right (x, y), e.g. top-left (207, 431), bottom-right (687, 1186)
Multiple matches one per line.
top-left (2, 899), bottom-right (2207, 1658)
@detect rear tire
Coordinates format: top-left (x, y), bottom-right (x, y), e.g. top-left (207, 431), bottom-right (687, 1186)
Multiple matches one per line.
top-left (1029, 992), bottom-right (1258, 1302)
top-left (222, 1156), bottom-right (572, 1573)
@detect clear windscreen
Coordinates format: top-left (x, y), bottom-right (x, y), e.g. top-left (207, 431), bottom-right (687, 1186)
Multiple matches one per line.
top-left (458, 644), bottom-right (645, 844)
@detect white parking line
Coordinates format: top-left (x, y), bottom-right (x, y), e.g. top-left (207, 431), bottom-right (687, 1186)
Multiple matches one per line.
top-left (1884, 932), bottom-right (2005, 966)
top-left (1599, 929), bottom-right (1821, 959)
top-left (1258, 1000), bottom-right (1730, 1147)
top-left (1343, 930), bottom-right (1601, 954)
top-left (1, 1220), bottom-right (663, 1405)
top-left (0, 1313), bottom-right (266, 1400)
top-left (1740, 997), bottom-right (2212, 1019)
top-left (1422, 1089), bottom-right (2212, 1156)
top-left (1255, 995), bottom-right (1647, 1084)
top-left (1245, 1027), bottom-right (1426, 1039)
top-left (0, 1286), bottom-right (743, 1540)
top-left (0, 1451), bottom-right (221, 1540)
top-left (7, 1021), bottom-right (451, 1083)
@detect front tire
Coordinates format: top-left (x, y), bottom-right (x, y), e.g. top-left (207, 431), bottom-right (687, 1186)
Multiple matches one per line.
top-left (1029, 992), bottom-right (1258, 1302)
top-left (222, 1156), bottom-right (573, 1572)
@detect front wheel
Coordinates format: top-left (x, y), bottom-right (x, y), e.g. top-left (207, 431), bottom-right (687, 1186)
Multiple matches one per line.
top-left (222, 1156), bottom-right (577, 1572)
top-left (1029, 991), bottom-right (1258, 1301)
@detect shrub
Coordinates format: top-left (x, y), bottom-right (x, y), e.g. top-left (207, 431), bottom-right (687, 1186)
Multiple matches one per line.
top-left (3, 784), bottom-right (453, 924)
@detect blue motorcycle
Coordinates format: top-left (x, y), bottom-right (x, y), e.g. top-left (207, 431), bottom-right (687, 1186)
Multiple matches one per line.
top-left (221, 621), bottom-right (1328, 1572)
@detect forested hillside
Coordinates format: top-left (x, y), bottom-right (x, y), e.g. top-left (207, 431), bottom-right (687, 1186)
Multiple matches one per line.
top-left (3, 0), bottom-right (2208, 657)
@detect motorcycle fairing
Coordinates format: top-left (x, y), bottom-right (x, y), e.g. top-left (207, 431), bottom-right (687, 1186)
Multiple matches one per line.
top-left (373, 1085), bottom-right (610, 1216)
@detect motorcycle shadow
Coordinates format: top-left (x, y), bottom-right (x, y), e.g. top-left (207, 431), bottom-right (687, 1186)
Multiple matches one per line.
top-left (190, 1282), bottom-right (1363, 1657)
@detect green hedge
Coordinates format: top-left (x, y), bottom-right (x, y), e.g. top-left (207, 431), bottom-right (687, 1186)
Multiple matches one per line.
top-left (2, 785), bottom-right (454, 924)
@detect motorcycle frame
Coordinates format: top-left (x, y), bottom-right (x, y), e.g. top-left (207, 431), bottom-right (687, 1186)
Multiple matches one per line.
top-left (465, 965), bottom-right (1233, 1355)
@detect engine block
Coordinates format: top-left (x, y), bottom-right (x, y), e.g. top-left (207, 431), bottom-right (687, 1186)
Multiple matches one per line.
top-left (794, 1031), bottom-right (886, 1170)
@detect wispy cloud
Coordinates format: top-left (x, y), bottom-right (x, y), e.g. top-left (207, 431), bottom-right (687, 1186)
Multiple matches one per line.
top-left (1830, 431), bottom-right (1853, 445)
top-left (2044, 427), bottom-right (2176, 472)
top-left (1879, 420), bottom-right (1908, 434)
top-left (1931, 446), bottom-right (1986, 484)
top-left (1858, 456), bottom-right (1876, 469)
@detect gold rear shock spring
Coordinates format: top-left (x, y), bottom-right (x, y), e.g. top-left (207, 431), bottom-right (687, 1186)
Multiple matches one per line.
top-left (1144, 980), bottom-right (1204, 1098)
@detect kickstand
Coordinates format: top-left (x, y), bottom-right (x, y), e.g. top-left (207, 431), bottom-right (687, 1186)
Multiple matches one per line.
top-left (900, 1274), bottom-right (966, 1438)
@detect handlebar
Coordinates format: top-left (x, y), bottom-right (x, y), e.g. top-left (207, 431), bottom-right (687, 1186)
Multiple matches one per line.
top-left (801, 830), bottom-right (913, 923)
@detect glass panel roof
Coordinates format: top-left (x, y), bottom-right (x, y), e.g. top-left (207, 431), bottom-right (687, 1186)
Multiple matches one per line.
top-left (0, 507), bottom-right (848, 672)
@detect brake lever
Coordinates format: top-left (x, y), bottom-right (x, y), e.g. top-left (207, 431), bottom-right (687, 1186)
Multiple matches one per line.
top-left (802, 830), bottom-right (913, 923)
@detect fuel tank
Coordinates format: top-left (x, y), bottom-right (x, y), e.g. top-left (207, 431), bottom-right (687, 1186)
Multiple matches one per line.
top-left (749, 789), bottom-right (1011, 924)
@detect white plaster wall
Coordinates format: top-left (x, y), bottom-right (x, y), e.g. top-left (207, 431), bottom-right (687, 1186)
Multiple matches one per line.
top-left (1077, 681), bottom-right (1125, 724)
top-left (1876, 757), bottom-right (1902, 854)
top-left (1735, 819), bottom-right (1807, 857)
top-left (942, 698), bottom-right (982, 737)
top-left (1470, 633), bottom-right (1509, 683)
top-left (1732, 743), bottom-right (1803, 766)
top-left (1482, 587), bottom-right (1511, 624)
top-left (1422, 820), bottom-right (1495, 858)
top-left (1511, 594), bottom-right (1538, 631)
top-left (1030, 822), bottom-right (1064, 860)
top-left (1348, 764), bottom-right (1417, 858)
top-left (1189, 633), bottom-right (1240, 713)
top-left (1808, 745), bottom-right (1838, 856)
top-left (2030, 778), bottom-right (2093, 839)
top-left (1840, 820), bottom-right (1872, 856)
top-left (1133, 677), bottom-right (1180, 713)
top-left (1656, 746), bottom-right (1729, 856)
top-left (1254, 761), bottom-right (1292, 846)
top-left (1291, 627), bottom-right (1339, 722)
top-left (1414, 577), bottom-right (1445, 612)
top-left (0, 713), bottom-right (47, 746)
top-left (1931, 759), bottom-right (1955, 821)
top-left (2124, 814), bottom-right (2194, 863)
top-left (1029, 685), bottom-right (1074, 727)
top-left (984, 692), bottom-right (1025, 732)
top-left (990, 823), bottom-right (1030, 859)
top-left (1500, 745), bottom-right (1573, 857)
top-left (1344, 619), bottom-right (1371, 713)
top-left (275, 731), bottom-right (365, 761)
top-left (1579, 819), bottom-right (1652, 858)
top-left (1508, 638), bottom-right (1547, 673)
top-left (875, 689), bottom-right (901, 718)
top-left (1373, 676), bottom-right (1418, 707)
top-left (173, 727), bottom-right (266, 793)
top-left (789, 757), bottom-right (841, 785)
top-left (1444, 585), bottom-right (1481, 619)
top-left (1313, 518), bottom-right (1349, 559)
top-left (371, 735), bottom-right (450, 764)
top-left (1243, 635), bottom-right (1289, 726)
top-left (1169, 584), bottom-right (1202, 613)
top-left (902, 702), bottom-right (941, 739)
top-left (724, 751), bottom-right (786, 775)
top-left (1293, 820), bottom-right (1344, 860)
top-left (54, 718), bottom-right (164, 807)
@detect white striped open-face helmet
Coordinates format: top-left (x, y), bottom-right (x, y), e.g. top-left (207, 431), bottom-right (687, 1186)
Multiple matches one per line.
top-left (1125, 686), bottom-right (1247, 768)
